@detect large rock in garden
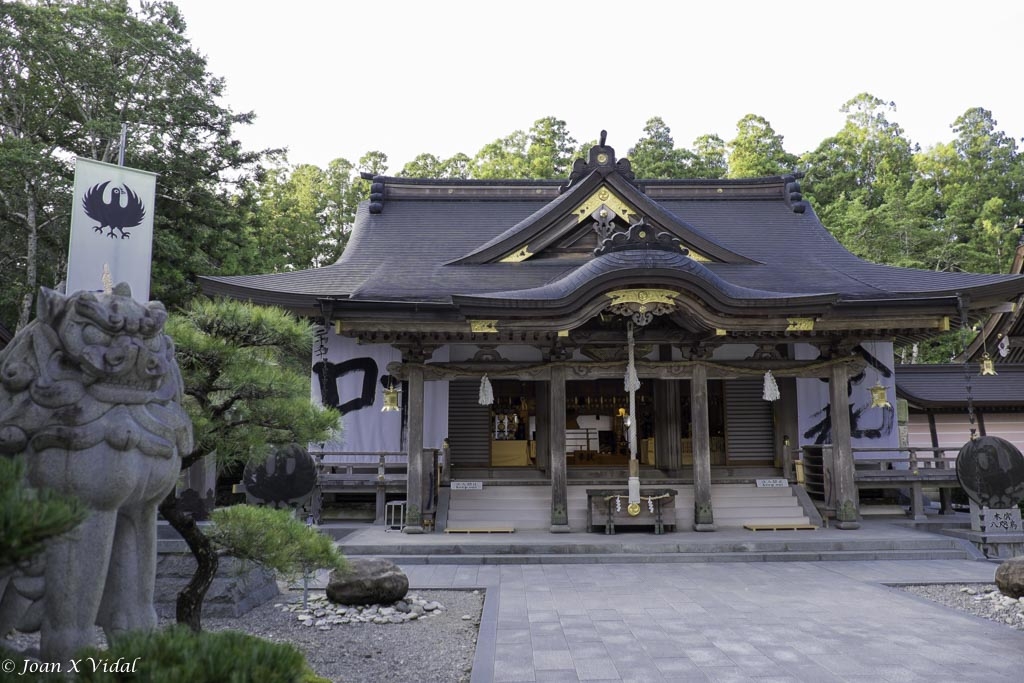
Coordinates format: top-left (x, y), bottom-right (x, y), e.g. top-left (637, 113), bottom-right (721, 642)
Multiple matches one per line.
top-left (326, 558), bottom-right (408, 605)
top-left (996, 556), bottom-right (1024, 599)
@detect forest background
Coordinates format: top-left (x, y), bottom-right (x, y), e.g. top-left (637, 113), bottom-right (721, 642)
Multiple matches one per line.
top-left (2, 1), bottom-right (1022, 364)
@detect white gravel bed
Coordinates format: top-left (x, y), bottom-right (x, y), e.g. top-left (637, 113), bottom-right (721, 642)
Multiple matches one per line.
top-left (897, 583), bottom-right (1024, 631)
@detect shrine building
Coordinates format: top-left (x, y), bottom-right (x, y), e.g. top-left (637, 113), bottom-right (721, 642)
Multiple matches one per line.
top-left (200, 138), bottom-right (1024, 533)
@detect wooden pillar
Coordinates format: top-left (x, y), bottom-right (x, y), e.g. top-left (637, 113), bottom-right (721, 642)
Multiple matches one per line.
top-left (829, 363), bottom-right (860, 529)
top-left (691, 363), bottom-right (715, 531)
top-left (548, 365), bottom-right (570, 532)
top-left (535, 382), bottom-right (550, 473)
top-left (403, 363), bottom-right (426, 534)
top-left (655, 379), bottom-right (682, 473)
top-left (929, 412), bottom-right (952, 514)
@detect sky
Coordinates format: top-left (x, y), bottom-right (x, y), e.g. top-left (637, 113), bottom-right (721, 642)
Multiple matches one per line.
top-left (169, 0), bottom-right (1024, 172)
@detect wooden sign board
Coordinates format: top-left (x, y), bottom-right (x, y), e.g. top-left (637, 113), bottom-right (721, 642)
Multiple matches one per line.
top-left (451, 481), bottom-right (483, 490)
top-left (755, 478), bottom-right (789, 488)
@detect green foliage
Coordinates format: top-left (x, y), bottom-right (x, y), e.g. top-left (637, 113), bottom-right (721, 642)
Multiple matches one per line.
top-left (0, 456), bottom-right (86, 568)
top-left (399, 152), bottom-right (471, 179)
top-left (726, 114), bottom-right (798, 178)
top-left (524, 117), bottom-right (578, 179)
top-left (166, 298), bottom-right (339, 470)
top-left (208, 505), bottom-right (346, 578)
top-left (690, 134), bottom-right (728, 179)
top-left (70, 626), bottom-right (328, 683)
top-left (0, 0), bottom-right (274, 326)
top-left (628, 119), bottom-right (727, 179)
top-left (899, 329), bottom-right (974, 365)
top-left (472, 117), bottom-right (577, 180)
top-left (802, 94), bottom-right (917, 210)
top-left (628, 117), bottom-right (694, 179)
top-left (251, 160), bottom-right (361, 270)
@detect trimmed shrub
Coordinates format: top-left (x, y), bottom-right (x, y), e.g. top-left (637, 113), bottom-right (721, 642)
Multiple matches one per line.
top-left (71, 626), bottom-right (328, 683)
top-left (208, 504), bottom-right (347, 579)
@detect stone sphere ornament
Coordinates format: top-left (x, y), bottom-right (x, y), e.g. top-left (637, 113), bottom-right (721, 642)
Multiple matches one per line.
top-left (955, 435), bottom-right (1024, 509)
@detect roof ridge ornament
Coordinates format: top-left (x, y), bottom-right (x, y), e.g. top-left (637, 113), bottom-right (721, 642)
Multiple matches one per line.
top-left (594, 219), bottom-right (688, 257)
top-left (783, 172), bottom-right (807, 214)
top-left (559, 130), bottom-right (636, 193)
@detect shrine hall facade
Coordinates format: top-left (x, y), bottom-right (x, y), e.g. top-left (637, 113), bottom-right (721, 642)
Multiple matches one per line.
top-left (201, 139), bottom-right (1024, 533)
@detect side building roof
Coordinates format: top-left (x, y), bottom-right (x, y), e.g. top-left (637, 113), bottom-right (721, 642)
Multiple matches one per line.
top-left (896, 363), bottom-right (1024, 411)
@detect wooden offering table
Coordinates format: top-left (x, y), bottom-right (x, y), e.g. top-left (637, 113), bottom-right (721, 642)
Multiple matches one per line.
top-left (586, 488), bottom-right (677, 535)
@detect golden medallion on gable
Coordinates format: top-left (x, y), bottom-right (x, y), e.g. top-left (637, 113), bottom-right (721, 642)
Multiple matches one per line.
top-left (574, 186), bottom-right (633, 224)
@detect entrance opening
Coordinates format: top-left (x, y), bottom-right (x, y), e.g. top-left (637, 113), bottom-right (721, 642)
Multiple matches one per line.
top-left (474, 377), bottom-right (773, 469)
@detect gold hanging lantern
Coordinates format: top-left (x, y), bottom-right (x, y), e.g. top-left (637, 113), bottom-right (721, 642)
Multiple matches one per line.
top-left (979, 352), bottom-right (998, 376)
top-left (381, 380), bottom-right (401, 412)
top-left (869, 381), bottom-right (891, 409)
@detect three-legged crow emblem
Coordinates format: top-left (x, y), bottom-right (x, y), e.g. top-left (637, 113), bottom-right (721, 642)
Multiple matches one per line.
top-left (82, 181), bottom-right (146, 239)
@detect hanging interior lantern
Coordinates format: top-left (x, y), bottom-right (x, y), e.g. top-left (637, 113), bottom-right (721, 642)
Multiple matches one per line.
top-left (869, 381), bottom-right (891, 409)
top-left (381, 378), bottom-right (401, 412)
top-left (979, 352), bottom-right (998, 376)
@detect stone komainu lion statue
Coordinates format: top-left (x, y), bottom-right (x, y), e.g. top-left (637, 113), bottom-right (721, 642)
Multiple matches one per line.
top-left (0, 284), bottom-right (193, 662)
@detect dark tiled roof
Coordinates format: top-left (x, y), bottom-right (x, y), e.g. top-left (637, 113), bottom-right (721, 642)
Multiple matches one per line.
top-left (896, 363), bottom-right (1024, 408)
top-left (200, 165), bottom-right (1024, 320)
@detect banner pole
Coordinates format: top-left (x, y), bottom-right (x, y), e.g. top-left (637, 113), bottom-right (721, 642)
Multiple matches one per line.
top-left (118, 123), bottom-right (127, 166)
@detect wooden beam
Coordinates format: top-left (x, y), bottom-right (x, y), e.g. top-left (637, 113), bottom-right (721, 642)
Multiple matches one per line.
top-left (386, 357), bottom-right (866, 382)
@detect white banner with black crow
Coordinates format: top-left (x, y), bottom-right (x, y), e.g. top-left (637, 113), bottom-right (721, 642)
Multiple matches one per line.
top-left (66, 157), bottom-right (158, 302)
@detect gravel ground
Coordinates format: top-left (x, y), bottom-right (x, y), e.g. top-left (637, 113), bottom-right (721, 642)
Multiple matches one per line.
top-left (1, 588), bottom-right (483, 683)
top-left (897, 583), bottom-right (1024, 631)
top-left (203, 588), bottom-right (483, 683)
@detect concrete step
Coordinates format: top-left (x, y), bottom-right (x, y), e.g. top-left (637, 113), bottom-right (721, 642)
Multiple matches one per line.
top-left (361, 548), bottom-right (973, 564)
top-left (343, 534), bottom-right (970, 555)
top-left (342, 534), bottom-right (974, 563)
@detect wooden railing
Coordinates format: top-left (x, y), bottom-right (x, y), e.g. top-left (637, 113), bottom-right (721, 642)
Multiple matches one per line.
top-left (315, 452), bottom-right (408, 490)
top-left (310, 452), bottom-right (406, 524)
top-left (797, 445), bottom-right (962, 521)
top-left (311, 450), bottom-right (443, 527)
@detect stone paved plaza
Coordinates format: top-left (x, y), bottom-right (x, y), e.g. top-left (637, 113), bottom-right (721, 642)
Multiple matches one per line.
top-left (404, 559), bottom-right (1024, 682)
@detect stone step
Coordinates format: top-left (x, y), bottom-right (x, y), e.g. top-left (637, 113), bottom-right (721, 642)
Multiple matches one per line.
top-left (342, 535), bottom-right (969, 556)
top-left (353, 547), bottom-right (972, 565)
top-left (714, 506), bottom-right (808, 520)
top-left (445, 484), bottom-right (810, 532)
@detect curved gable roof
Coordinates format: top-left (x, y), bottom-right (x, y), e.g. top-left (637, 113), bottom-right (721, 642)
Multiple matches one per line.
top-left (451, 164), bottom-right (754, 266)
top-left (200, 140), bottom-right (1024, 328)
